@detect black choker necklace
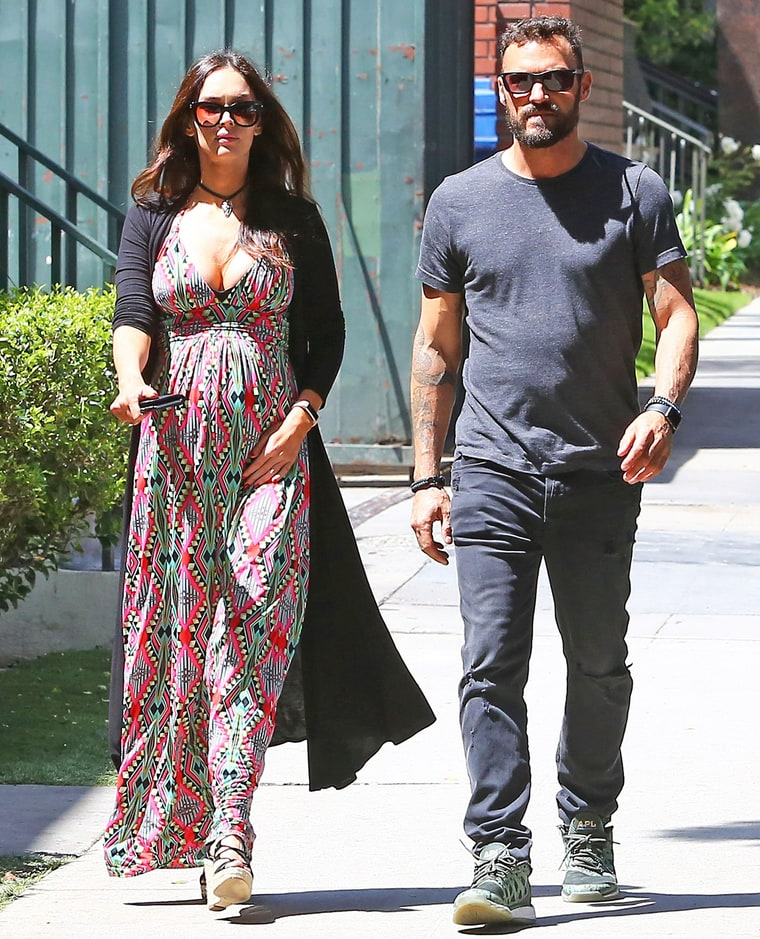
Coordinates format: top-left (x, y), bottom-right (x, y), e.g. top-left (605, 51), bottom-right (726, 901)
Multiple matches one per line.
top-left (198, 181), bottom-right (247, 217)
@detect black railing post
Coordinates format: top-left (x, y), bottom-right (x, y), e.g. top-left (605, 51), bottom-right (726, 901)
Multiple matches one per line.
top-left (65, 186), bottom-right (78, 286)
top-left (0, 189), bottom-right (8, 290)
top-left (18, 150), bottom-right (30, 286)
top-left (50, 226), bottom-right (61, 286)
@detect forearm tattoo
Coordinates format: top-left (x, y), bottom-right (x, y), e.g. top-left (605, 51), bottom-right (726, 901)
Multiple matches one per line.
top-left (411, 326), bottom-right (456, 463)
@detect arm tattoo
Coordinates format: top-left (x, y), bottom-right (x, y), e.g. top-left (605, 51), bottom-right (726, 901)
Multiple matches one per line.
top-left (643, 260), bottom-right (692, 319)
top-left (641, 269), bottom-right (662, 318)
top-left (411, 326), bottom-right (456, 387)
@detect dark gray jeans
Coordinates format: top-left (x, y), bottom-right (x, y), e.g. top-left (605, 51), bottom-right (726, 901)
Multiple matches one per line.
top-left (450, 456), bottom-right (642, 860)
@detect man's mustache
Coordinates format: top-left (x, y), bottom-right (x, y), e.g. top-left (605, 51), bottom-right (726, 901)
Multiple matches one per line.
top-left (521, 103), bottom-right (559, 116)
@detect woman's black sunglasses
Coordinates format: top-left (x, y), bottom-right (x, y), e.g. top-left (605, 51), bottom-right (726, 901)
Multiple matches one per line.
top-left (190, 100), bottom-right (264, 127)
top-left (499, 69), bottom-right (583, 96)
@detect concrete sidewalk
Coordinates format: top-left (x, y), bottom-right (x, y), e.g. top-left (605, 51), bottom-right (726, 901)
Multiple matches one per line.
top-left (1, 300), bottom-right (759, 937)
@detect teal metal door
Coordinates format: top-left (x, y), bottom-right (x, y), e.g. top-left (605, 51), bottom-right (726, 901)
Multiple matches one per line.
top-left (0, 0), bottom-right (473, 452)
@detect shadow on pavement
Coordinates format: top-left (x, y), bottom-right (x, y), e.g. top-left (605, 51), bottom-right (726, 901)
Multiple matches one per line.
top-left (124, 882), bottom-right (760, 931)
top-left (127, 886), bottom-right (463, 918)
top-left (636, 387), bottom-right (760, 486)
top-left (536, 888), bottom-right (760, 928)
top-left (0, 785), bottom-right (113, 857)
top-left (671, 386), bottom-right (760, 448)
top-left (200, 884), bottom-right (760, 931)
top-left (659, 820), bottom-right (760, 842)
top-left (643, 385), bottom-right (760, 486)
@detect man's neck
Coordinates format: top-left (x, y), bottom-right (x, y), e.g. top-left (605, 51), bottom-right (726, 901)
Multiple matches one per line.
top-left (502, 136), bottom-right (588, 180)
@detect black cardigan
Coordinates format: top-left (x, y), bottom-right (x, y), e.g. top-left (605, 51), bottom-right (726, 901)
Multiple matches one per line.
top-left (108, 195), bottom-right (435, 790)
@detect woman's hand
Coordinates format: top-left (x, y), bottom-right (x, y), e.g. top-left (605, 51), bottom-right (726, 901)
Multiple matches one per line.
top-left (109, 382), bottom-right (158, 425)
top-left (243, 408), bottom-right (314, 487)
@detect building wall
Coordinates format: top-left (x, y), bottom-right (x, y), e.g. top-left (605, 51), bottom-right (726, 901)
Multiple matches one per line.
top-left (0, 0), bottom-right (473, 450)
top-left (717, 0), bottom-right (760, 146)
top-left (474, 0), bottom-right (624, 154)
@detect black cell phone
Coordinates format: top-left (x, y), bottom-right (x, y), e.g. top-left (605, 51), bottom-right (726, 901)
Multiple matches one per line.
top-left (139, 393), bottom-right (186, 413)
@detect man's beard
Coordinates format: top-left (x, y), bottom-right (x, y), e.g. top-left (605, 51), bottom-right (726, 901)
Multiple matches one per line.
top-left (505, 97), bottom-right (580, 149)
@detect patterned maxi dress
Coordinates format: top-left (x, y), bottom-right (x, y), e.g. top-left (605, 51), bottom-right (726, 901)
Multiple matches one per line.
top-left (104, 214), bottom-right (309, 876)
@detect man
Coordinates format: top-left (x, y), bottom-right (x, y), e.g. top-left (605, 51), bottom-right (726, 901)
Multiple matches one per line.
top-left (410, 15), bottom-right (698, 928)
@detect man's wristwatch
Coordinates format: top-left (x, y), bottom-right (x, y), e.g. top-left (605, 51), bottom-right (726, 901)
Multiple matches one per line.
top-left (642, 395), bottom-right (682, 432)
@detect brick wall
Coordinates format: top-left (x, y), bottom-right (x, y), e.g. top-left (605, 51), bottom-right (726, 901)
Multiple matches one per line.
top-left (568, 0), bottom-right (623, 152)
top-left (717, 0), bottom-right (760, 145)
top-left (474, 0), bottom-right (499, 77)
top-left (474, 0), bottom-right (624, 154)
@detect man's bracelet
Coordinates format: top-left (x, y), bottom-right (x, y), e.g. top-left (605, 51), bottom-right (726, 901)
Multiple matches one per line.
top-left (292, 400), bottom-right (319, 425)
top-left (642, 395), bottom-right (682, 432)
top-left (410, 474), bottom-right (447, 493)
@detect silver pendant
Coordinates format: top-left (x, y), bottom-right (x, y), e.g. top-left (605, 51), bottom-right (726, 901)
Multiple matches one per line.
top-left (221, 200), bottom-right (233, 217)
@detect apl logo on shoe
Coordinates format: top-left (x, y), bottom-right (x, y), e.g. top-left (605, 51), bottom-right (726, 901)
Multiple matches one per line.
top-left (576, 819), bottom-right (599, 830)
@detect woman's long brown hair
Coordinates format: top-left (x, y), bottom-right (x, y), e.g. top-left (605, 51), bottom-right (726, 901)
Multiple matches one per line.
top-left (132, 50), bottom-right (312, 264)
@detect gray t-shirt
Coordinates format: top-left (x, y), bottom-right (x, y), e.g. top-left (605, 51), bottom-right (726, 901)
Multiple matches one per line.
top-left (415, 144), bottom-right (686, 474)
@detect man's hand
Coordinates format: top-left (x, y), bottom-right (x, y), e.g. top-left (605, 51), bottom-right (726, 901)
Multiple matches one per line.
top-left (617, 411), bottom-right (673, 484)
top-left (410, 486), bottom-right (453, 564)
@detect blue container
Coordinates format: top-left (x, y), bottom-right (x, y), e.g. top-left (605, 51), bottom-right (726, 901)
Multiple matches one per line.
top-left (474, 76), bottom-right (498, 161)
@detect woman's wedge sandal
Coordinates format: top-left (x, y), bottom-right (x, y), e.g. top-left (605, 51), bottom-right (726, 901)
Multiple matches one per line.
top-left (202, 837), bottom-right (253, 911)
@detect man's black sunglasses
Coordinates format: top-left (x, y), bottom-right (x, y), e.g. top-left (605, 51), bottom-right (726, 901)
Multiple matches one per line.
top-left (499, 69), bottom-right (583, 96)
top-left (190, 100), bottom-right (264, 127)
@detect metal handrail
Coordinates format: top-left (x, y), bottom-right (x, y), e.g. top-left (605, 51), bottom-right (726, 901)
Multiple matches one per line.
top-left (638, 59), bottom-right (717, 117)
top-left (623, 101), bottom-right (712, 154)
top-left (0, 172), bottom-right (117, 289)
top-left (623, 100), bottom-right (711, 283)
top-left (0, 121), bottom-right (124, 288)
top-left (648, 100), bottom-right (713, 145)
top-left (0, 123), bottom-right (125, 220)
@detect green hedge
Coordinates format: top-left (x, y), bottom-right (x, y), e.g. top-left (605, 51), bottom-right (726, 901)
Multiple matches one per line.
top-left (0, 286), bottom-right (128, 611)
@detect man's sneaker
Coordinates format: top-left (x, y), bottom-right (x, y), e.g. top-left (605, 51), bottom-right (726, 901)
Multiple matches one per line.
top-left (560, 811), bottom-right (620, 903)
top-left (452, 842), bottom-right (536, 926)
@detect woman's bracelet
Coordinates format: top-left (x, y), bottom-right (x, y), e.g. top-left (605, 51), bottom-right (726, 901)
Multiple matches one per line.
top-left (292, 399), bottom-right (319, 426)
top-left (410, 474), bottom-right (447, 493)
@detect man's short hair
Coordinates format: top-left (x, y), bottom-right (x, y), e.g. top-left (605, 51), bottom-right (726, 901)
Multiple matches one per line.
top-left (497, 15), bottom-right (584, 71)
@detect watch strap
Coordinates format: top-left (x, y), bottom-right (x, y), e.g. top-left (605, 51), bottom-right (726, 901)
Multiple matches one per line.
top-left (642, 395), bottom-right (682, 431)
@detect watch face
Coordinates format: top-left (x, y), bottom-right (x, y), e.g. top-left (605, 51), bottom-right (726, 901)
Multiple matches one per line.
top-left (645, 397), bottom-right (681, 430)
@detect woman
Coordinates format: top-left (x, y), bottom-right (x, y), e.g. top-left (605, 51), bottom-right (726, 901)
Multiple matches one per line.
top-left (105, 50), bottom-right (434, 912)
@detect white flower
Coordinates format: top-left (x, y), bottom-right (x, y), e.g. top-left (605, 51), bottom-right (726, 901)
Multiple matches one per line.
top-left (706, 183), bottom-right (722, 198)
top-left (720, 136), bottom-right (740, 155)
top-left (738, 229), bottom-right (752, 249)
top-left (752, 144), bottom-right (760, 161)
top-left (722, 198), bottom-right (744, 232)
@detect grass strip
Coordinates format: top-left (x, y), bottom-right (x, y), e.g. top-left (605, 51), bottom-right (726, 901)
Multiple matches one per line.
top-left (0, 853), bottom-right (75, 911)
top-left (636, 287), bottom-right (752, 379)
top-left (0, 648), bottom-right (116, 786)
